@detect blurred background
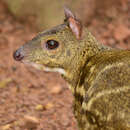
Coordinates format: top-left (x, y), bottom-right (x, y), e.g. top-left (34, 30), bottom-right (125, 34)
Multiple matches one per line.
top-left (0, 0), bottom-right (130, 129)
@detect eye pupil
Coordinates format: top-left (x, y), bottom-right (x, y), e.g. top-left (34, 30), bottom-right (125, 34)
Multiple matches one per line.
top-left (46, 40), bottom-right (59, 50)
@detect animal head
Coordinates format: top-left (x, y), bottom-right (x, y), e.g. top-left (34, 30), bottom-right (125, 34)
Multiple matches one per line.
top-left (13, 7), bottom-right (86, 74)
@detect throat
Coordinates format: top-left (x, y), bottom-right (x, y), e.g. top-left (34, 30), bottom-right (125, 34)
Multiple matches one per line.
top-left (43, 67), bottom-right (66, 75)
top-left (62, 62), bottom-right (87, 97)
top-left (23, 61), bottom-right (66, 75)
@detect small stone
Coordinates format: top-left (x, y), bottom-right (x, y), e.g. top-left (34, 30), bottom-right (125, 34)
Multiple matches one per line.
top-left (50, 85), bottom-right (62, 94)
top-left (35, 104), bottom-right (44, 111)
top-left (45, 103), bottom-right (54, 110)
top-left (2, 124), bottom-right (11, 130)
top-left (23, 115), bottom-right (39, 129)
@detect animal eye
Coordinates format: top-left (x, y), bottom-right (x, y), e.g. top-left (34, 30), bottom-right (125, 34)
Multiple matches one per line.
top-left (45, 40), bottom-right (59, 50)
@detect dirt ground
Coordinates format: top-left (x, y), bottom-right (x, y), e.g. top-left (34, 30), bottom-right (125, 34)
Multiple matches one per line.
top-left (0, 1), bottom-right (130, 130)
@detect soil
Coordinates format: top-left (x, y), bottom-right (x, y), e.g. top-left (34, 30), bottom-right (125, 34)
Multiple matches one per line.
top-left (0, 1), bottom-right (130, 130)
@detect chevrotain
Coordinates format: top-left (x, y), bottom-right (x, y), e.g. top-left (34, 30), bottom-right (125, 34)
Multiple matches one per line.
top-left (13, 7), bottom-right (130, 130)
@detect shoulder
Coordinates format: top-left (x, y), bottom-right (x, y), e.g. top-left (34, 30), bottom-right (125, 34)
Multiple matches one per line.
top-left (81, 50), bottom-right (130, 129)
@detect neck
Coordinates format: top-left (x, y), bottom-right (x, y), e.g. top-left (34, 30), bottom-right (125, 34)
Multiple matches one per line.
top-left (62, 29), bottom-right (112, 92)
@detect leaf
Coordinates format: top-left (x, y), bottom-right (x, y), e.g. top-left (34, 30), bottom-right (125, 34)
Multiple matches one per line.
top-left (0, 78), bottom-right (12, 88)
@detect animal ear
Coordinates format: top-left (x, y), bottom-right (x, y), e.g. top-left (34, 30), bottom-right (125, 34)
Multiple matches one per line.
top-left (64, 6), bottom-right (82, 40)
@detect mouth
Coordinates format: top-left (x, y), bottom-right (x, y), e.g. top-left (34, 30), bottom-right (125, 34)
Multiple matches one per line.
top-left (21, 60), bottom-right (45, 70)
top-left (21, 60), bottom-right (66, 75)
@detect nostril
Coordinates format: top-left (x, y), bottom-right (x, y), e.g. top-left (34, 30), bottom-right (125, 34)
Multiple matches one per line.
top-left (13, 49), bottom-right (24, 61)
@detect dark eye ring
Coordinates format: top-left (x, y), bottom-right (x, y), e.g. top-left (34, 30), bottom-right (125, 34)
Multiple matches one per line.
top-left (45, 40), bottom-right (59, 50)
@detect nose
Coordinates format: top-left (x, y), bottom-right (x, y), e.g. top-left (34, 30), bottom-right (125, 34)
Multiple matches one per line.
top-left (13, 49), bottom-right (24, 61)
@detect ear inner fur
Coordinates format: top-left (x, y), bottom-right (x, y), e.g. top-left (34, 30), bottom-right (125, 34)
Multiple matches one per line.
top-left (64, 7), bottom-right (82, 40)
top-left (68, 17), bottom-right (82, 40)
